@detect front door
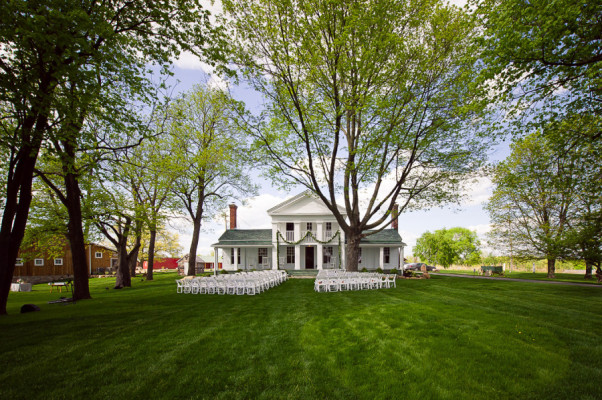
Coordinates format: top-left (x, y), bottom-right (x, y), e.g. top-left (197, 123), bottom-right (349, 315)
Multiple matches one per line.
top-left (305, 247), bottom-right (314, 269)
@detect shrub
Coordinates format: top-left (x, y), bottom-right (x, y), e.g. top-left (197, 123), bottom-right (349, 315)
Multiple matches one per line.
top-left (376, 268), bottom-right (383, 274)
top-left (390, 268), bottom-right (398, 275)
top-left (361, 267), bottom-right (368, 272)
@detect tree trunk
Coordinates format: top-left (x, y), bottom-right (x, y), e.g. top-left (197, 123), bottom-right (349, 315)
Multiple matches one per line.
top-left (128, 236), bottom-right (141, 278)
top-left (547, 258), bottom-right (556, 279)
top-left (64, 172), bottom-right (92, 301)
top-left (115, 236), bottom-right (131, 289)
top-left (345, 234), bottom-right (361, 272)
top-left (584, 260), bottom-right (593, 280)
top-left (0, 142), bottom-right (40, 315)
top-left (188, 218), bottom-right (202, 276)
top-left (146, 229), bottom-right (157, 281)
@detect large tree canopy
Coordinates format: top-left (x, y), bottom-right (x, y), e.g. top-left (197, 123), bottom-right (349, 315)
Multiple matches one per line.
top-left (473, 0), bottom-right (602, 126)
top-left (485, 129), bottom-right (585, 278)
top-left (0, 0), bottom-right (226, 314)
top-left (224, 0), bottom-right (491, 271)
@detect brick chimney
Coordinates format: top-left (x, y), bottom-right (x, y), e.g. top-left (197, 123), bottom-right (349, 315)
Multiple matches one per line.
top-left (229, 203), bottom-right (237, 229)
top-left (391, 203), bottom-right (398, 231)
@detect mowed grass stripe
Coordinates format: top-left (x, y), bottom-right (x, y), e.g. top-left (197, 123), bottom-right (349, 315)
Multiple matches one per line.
top-left (1, 273), bottom-right (600, 399)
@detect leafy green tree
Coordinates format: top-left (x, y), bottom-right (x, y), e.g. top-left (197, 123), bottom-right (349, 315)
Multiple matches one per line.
top-left (121, 123), bottom-right (183, 281)
top-left (224, 0), bottom-right (491, 271)
top-left (486, 131), bottom-right (582, 278)
top-left (473, 0), bottom-right (602, 128)
top-left (0, 0), bottom-right (226, 314)
top-left (545, 115), bottom-right (602, 278)
top-left (168, 84), bottom-right (257, 276)
top-left (414, 227), bottom-right (481, 268)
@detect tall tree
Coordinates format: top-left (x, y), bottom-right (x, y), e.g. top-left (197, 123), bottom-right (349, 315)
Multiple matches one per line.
top-left (92, 165), bottom-right (145, 289)
top-left (223, 0), bottom-right (491, 271)
top-left (125, 133), bottom-right (182, 281)
top-left (0, 0), bottom-right (226, 314)
top-left (168, 84), bottom-right (257, 276)
top-left (546, 115), bottom-right (602, 278)
top-left (486, 131), bottom-right (581, 278)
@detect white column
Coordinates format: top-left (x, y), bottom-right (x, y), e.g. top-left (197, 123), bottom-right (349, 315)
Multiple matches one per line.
top-left (295, 245), bottom-right (301, 270)
top-left (379, 247), bottom-right (384, 270)
top-left (399, 246), bottom-right (404, 269)
top-left (214, 248), bottom-right (219, 276)
top-left (294, 222), bottom-right (301, 243)
top-left (317, 244), bottom-right (323, 270)
top-left (272, 222), bottom-right (278, 242)
top-left (317, 222), bottom-right (323, 242)
top-left (272, 246), bottom-right (278, 270)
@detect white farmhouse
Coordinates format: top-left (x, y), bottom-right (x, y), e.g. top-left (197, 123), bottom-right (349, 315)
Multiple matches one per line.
top-left (212, 191), bottom-right (405, 271)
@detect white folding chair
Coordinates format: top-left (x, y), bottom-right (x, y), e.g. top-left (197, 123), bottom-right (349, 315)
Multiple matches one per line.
top-left (176, 279), bottom-right (184, 293)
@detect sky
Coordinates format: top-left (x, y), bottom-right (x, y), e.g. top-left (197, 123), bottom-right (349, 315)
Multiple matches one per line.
top-left (164, 0), bottom-right (503, 259)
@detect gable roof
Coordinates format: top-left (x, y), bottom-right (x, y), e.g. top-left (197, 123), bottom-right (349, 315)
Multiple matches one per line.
top-left (267, 190), bottom-right (346, 216)
top-left (212, 229), bottom-right (272, 247)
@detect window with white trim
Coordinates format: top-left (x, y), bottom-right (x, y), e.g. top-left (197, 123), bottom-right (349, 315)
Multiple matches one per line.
top-left (326, 222), bottom-right (332, 231)
top-left (286, 247), bottom-right (295, 264)
top-left (358, 248), bottom-right (362, 263)
top-left (15, 258), bottom-right (23, 266)
top-left (384, 247), bottom-right (390, 264)
top-left (258, 248), bottom-right (268, 264)
top-left (54, 258), bottom-right (63, 266)
top-left (95, 252), bottom-right (103, 258)
top-left (306, 222), bottom-right (313, 231)
top-left (237, 248), bottom-right (241, 264)
top-left (230, 248), bottom-right (235, 265)
top-left (34, 258), bottom-right (44, 266)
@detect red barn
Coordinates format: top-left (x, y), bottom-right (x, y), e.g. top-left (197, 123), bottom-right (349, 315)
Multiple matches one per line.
top-left (142, 258), bottom-right (178, 270)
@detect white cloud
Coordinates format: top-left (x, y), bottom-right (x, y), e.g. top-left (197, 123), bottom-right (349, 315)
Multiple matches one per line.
top-left (462, 176), bottom-right (493, 206)
top-left (236, 193), bottom-right (290, 228)
top-left (468, 223), bottom-right (492, 236)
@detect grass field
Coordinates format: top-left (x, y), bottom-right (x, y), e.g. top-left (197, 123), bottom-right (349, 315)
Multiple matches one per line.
top-left (1, 273), bottom-right (601, 399)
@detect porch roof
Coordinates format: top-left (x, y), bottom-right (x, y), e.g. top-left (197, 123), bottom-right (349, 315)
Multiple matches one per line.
top-left (212, 229), bottom-right (272, 247)
top-left (361, 229), bottom-right (405, 246)
top-left (212, 228), bottom-right (405, 247)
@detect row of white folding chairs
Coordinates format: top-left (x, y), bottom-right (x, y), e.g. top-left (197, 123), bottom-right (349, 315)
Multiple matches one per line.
top-left (314, 274), bottom-right (396, 292)
top-left (317, 270), bottom-right (382, 279)
top-left (176, 270), bottom-right (287, 295)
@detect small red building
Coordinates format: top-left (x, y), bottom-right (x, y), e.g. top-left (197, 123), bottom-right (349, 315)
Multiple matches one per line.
top-left (142, 258), bottom-right (178, 270)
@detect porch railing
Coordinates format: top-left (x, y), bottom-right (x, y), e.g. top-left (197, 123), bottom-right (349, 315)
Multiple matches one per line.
top-left (302, 231), bottom-right (316, 243)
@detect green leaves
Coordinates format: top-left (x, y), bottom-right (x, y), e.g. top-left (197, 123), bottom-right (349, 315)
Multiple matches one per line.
top-left (485, 117), bottom-right (601, 270)
top-left (414, 227), bottom-right (481, 268)
top-left (473, 0), bottom-right (602, 127)
top-left (225, 0), bottom-right (492, 239)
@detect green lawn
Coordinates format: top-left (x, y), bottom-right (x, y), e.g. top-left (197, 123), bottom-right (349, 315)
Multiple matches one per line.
top-left (436, 269), bottom-right (600, 284)
top-left (1, 273), bottom-right (601, 399)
